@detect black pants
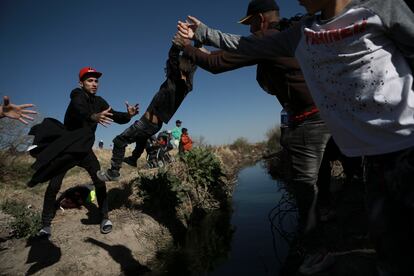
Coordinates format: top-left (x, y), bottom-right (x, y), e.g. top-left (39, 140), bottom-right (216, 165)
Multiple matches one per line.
top-left (111, 116), bottom-right (162, 170)
top-left (364, 147), bottom-right (414, 274)
top-left (41, 151), bottom-right (108, 227)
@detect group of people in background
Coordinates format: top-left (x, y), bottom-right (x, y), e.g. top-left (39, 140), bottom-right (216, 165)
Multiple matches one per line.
top-left (2, 0), bottom-right (414, 274)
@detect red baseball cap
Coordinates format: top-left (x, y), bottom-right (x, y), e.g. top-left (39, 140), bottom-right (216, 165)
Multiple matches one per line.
top-left (79, 67), bottom-right (102, 81)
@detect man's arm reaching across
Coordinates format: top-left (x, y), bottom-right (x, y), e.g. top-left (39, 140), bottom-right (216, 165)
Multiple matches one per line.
top-left (177, 15), bottom-right (301, 60)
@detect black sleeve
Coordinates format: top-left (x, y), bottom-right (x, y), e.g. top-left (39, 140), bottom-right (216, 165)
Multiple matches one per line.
top-left (166, 44), bottom-right (181, 80)
top-left (111, 110), bottom-right (131, 124)
top-left (183, 44), bottom-right (259, 74)
top-left (98, 97), bottom-right (131, 125)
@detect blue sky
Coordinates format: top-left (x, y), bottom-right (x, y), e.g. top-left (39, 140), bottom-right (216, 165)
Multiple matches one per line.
top-left (0, 0), bottom-right (304, 146)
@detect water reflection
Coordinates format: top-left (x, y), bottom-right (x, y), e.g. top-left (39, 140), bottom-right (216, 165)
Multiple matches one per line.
top-left (160, 209), bottom-right (234, 275)
top-left (162, 162), bottom-right (297, 276)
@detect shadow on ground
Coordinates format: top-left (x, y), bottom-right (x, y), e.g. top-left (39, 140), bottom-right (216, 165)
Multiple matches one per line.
top-left (25, 237), bottom-right (61, 275)
top-left (85, 237), bottom-right (149, 275)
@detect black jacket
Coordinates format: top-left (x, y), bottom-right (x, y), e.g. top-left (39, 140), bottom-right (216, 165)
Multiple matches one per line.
top-left (146, 45), bottom-right (197, 124)
top-left (64, 88), bottom-right (131, 132)
top-left (28, 88), bottom-right (131, 185)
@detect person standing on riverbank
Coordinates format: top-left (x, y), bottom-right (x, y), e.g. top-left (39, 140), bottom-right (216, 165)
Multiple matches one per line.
top-left (171, 119), bottom-right (183, 148)
top-left (179, 127), bottom-right (192, 154)
top-left (176, 0), bottom-right (414, 274)
top-left (33, 67), bottom-right (138, 237)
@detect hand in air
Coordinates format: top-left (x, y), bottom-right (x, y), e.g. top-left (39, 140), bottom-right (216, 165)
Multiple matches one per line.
top-left (172, 33), bottom-right (191, 49)
top-left (1, 96), bottom-right (37, 125)
top-left (92, 106), bottom-right (114, 127)
top-left (125, 101), bottom-right (139, 117)
top-left (177, 15), bottom-right (202, 40)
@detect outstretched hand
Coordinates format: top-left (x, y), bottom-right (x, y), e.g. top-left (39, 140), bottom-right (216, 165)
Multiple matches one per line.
top-left (125, 101), bottom-right (139, 117)
top-left (177, 15), bottom-right (202, 40)
top-left (0, 96), bottom-right (37, 125)
top-left (92, 106), bottom-right (114, 127)
top-left (172, 33), bottom-right (191, 49)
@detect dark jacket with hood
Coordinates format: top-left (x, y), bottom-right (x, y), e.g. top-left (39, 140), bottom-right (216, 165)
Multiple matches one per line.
top-left (146, 44), bottom-right (197, 124)
top-left (28, 88), bottom-right (131, 185)
top-left (183, 19), bottom-right (320, 122)
top-left (64, 88), bottom-right (131, 132)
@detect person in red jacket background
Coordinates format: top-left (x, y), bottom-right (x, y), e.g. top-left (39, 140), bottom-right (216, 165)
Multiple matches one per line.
top-left (179, 128), bottom-right (192, 154)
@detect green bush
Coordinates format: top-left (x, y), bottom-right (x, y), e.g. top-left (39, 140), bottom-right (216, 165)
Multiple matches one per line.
top-left (181, 148), bottom-right (223, 186)
top-left (1, 200), bottom-right (41, 238)
top-left (180, 148), bottom-right (227, 207)
top-left (138, 171), bottom-right (191, 212)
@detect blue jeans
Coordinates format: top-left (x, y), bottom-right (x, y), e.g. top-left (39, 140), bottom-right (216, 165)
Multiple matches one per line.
top-left (364, 147), bottom-right (414, 274)
top-left (280, 122), bottom-right (331, 234)
top-left (111, 116), bottom-right (162, 170)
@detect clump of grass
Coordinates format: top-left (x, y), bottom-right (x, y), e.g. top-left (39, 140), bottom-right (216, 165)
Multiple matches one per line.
top-left (1, 200), bottom-right (41, 238)
top-left (180, 148), bottom-right (228, 209)
top-left (229, 137), bottom-right (252, 154)
top-left (0, 152), bottom-right (34, 187)
top-left (138, 171), bottom-right (190, 212)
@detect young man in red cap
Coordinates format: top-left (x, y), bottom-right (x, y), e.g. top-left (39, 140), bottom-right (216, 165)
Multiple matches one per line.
top-left (36, 67), bottom-right (138, 238)
top-left (97, 43), bottom-right (197, 181)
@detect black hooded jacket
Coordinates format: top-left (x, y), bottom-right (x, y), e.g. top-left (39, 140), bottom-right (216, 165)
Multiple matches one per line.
top-left (64, 88), bottom-right (131, 132)
top-left (28, 88), bottom-right (131, 185)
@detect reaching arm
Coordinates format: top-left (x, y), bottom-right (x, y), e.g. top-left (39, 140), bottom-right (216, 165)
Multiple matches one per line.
top-left (98, 99), bottom-right (137, 125)
top-left (182, 45), bottom-right (258, 74)
top-left (0, 96), bottom-right (37, 124)
top-left (178, 15), bottom-right (301, 60)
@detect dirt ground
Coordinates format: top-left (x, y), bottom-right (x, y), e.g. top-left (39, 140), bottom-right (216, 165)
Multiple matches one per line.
top-left (0, 149), bottom-right (172, 276)
top-left (0, 147), bottom-right (260, 276)
top-left (0, 208), bottom-right (170, 276)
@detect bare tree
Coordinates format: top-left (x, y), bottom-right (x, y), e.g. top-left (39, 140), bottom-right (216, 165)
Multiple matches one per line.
top-left (0, 114), bottom-right (42, 153)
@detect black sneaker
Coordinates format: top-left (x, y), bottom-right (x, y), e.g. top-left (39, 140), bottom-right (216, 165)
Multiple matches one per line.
top-left (28, 227), bottom-right (51, 241)
top-left (123, 156), bottom-right (137, 167)
top-left (97, 169), bottom-right (120, 181)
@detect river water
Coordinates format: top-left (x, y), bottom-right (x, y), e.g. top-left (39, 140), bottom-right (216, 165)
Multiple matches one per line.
top-left (167, 162), bottom-right (298, 275)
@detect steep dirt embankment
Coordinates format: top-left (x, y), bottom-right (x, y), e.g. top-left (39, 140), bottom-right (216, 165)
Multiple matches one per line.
top-left (0, 146), bottom-right (263, 275)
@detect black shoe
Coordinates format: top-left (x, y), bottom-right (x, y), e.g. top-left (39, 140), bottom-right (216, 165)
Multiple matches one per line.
top-left (28, 227), bottom-right (51, 241)
top-left (97, 169), bottom-right (120, 181)
top-left (123, 157), bottom-right (137, 167)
